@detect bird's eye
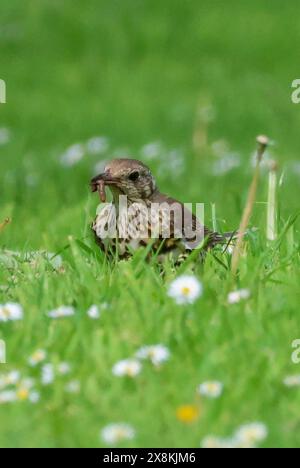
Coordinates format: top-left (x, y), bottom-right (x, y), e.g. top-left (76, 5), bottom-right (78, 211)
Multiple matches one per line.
top-left (128, 171), bottom-right (140, 181)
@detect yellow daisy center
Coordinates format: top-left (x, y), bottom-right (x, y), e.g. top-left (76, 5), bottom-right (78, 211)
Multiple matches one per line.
top-left (181, 287), bottom-right (191, 296)
top-left (126, 366), bottom-right (135, 377)
top-left (2, 307), bottom-right (11, 318)
top-left (17, 388), bottom-right (29, 401)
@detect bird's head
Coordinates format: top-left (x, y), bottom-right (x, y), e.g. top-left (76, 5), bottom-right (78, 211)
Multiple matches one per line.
top-left (91, 158), bottom-right (157, 202)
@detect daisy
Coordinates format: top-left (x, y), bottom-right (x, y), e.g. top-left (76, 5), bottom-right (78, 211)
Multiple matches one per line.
top-left (60, 143), bottom-right (85, 167)
top-left (227, 289), bottom-right (250, 304)
top-left (0, 303), bottom-right (23, 322)
top-left (16, 383), bottom-right (39, 403)
top-left (18, 378), bottom-right (35, 390)
top-left (0, 390), bottom-right (17, 404)
top-left (198, 381), bottom-right (223, 398)
top-left (112, 359), bottom-right (142, 378)
top-left (57, 362), bottom-right (71, 375)
top-left (28, 391), bottom-right (40, 403)
top-left (166, 149), bottom-right (184, 175)
top-left (168, 275), bottom-right (203, 305)
top-left (65, 380), bottom-right (80, 393)
top-left (234, 422), bottom-right (268, 447)
top-left (41, 364), bottom-right (55, 385)
top-left (28, 349), bottom-right (47, 367)
top-left (0, 128), bottom-right (11, 145)
top-left (283, 375), bottom-right (300, 387)
top-left (87, 305), bottom-right (101, 319)
top-left (47, 306), bottom-right (75, 319)
top-left (140, 141), bottom-right (163, 160)
top-left (101, 423), bottom-right (135, 445)
top-left (201, 436), bottom-right (234, 449)
top-left (212, 153), bottom-right (241, 176)
top-left (211, 139), bottom-right (229, 157)
top-left (86, 136), bottom-right (109, 154)
top-left (16, 388), bottom-right (30, 401)
top-left (136, 345), bottom-right (170, 366)
top-left (4, 370), bottom-right (20, 385)
top-left (0, 370), bottom-right (20, 389)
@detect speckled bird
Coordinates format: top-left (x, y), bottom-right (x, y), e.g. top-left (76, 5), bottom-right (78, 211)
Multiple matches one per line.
top-left (91, 158), bottom-right (235, 262)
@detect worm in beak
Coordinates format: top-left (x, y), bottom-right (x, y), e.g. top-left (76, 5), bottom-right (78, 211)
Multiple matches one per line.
top-left (97, 179), bottom-right (106, 202)
top-left (91, 175), bottom-right (107, 202)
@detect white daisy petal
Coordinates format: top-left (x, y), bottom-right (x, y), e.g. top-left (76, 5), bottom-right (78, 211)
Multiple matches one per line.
top-left (47, 306), bottom-right (75, 319)
top-left (112, 359), bottom-right (141, 377)
top-left (0, 303), bottom-right (23, 322)
top-left (28, 391), bottom-right (40, 403)
top-left (57, 362), bottom-right (71, 375)
top-left (60, 143), bottom-right (85, 167)
top-left (227, 289), bottom-right (250, 304)
top-left (41, 364), bottom-right (55, 385)
top-left (101, 423), bottom-right (135, 445)
top-left (86, 136), bottom-right (109, 154)
top-left (283, 375), bottom-right (300, 387)
top-left (65, 380), bottom-right (80, 393)
top-left (87, 305), bottom-right (100, 319)
top-left (234, 422), bottom-right (268, 447)
top-left (168, 275), bottom-right (203, 305)
top-left (201, 436), bottom-right (235, 449)
top-left (28, 349), bottom-right (47, 367)
top-left (198, 381), bottom-right (223, 398)
top-left (136, 344), bottom-right (170, 366)
top-left (0, 390), bottom-right (17, 403)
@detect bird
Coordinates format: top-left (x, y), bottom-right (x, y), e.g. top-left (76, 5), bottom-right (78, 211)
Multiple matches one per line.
top-left (91, 158), bottom-right (235, 263)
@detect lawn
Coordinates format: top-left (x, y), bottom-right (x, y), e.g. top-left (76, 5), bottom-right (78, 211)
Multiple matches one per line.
top-left (0, 0), bottom-right (300, 448)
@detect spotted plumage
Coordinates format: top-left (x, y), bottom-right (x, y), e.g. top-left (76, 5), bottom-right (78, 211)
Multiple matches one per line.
top-left (91, 158), bottom-right (235, 262)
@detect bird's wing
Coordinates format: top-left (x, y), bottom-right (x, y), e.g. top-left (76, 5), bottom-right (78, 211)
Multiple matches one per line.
top-left (148, 191), bottom-right (222, 249)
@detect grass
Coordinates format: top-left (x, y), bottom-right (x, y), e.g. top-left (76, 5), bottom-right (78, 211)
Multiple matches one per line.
top-left (0, 0), bottom-right (300, 448)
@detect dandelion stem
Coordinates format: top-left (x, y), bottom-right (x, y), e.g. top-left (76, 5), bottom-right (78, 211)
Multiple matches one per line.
top-left (231, 135), bottom-right (269, 277)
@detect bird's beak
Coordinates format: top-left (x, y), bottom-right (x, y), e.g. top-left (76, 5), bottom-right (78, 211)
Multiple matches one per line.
top-left (90, 172), bottom-right (117, 192)
top-left (90, 172), bottom-right (119, 202)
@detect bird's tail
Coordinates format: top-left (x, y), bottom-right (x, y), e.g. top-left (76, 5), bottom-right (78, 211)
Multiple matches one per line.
top-left (209, 230), bottom-right (239, 249)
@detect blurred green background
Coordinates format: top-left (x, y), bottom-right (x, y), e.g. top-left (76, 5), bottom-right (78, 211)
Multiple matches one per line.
top-left (1, 0), bottom-right (299, 248)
